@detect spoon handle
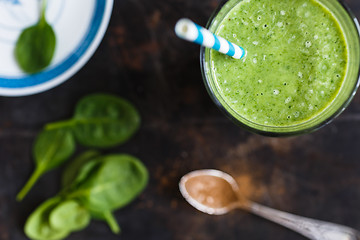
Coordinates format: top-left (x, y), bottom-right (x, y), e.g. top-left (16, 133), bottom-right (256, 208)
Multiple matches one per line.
top-left (245, 202), bottom-right (359, 240)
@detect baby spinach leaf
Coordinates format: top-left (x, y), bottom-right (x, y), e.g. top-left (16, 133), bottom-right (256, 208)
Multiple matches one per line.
top-left (61, 150), bottom-right (100, 189)
top-left (19, 93), bottom-right (148, 238)
top-left (16, 128), bottom-right (75, 201)
top-left (72, 94), bottom-right (141, 148)
top-left (15, 0), bottom-right (56, 74)
top-left (44, 94), bottom-right (141, 148)
top-left (25, 197), bottom-right (69, 240)
top-left (49, 200), bottom-right (90, 232)
top-left (70, 154), bottom-right (148, 212)
top-left (24, 153), bottom-right (148, 239)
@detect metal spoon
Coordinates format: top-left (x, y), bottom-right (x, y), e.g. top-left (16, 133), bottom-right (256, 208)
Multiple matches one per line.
top-left (179, 169), bottom-right (360, 240)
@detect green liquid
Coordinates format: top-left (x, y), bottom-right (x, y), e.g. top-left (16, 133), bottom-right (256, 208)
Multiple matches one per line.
top-left (210, 0), bottom-right (348, 127)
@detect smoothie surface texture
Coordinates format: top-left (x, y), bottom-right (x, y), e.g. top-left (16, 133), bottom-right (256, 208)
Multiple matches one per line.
top-left (210, 0), bottom-right (348, 126)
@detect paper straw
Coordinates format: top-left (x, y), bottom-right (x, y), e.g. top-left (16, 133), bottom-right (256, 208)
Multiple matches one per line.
top-left (175, 18), bottom-right (246, 59)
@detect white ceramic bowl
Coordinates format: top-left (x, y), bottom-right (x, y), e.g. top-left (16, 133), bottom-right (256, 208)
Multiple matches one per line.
top-left (0, 0), bottom-right (113, 96)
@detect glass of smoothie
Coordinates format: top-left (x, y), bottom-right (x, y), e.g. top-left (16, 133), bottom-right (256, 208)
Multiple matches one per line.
top-left (201, 0), bottom-right (360, 136)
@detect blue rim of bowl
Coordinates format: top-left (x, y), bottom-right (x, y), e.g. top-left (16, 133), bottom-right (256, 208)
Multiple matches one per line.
top-left (0, 0), bottom-right (113, 96)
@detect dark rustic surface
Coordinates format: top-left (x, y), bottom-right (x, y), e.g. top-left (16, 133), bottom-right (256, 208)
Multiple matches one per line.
top-left (1, 0), bottom-right (360, 239)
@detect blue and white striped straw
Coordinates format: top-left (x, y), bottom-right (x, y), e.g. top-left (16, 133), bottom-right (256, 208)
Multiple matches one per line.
top-left (175, 18), bottom-right (246, 59)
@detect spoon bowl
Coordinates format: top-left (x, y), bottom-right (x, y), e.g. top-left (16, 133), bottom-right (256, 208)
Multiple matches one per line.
top-left (179, 169), bottom-right (243, 215)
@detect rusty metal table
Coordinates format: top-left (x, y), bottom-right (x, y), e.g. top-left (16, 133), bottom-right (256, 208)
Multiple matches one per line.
top-left (1, 0), bottom-right (360, 239)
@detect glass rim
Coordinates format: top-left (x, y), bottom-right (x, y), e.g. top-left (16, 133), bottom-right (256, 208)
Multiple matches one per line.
top-left (200, 0), bottom-right (360, 137)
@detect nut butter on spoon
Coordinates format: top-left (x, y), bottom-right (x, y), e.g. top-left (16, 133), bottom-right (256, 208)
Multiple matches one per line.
top-left (179, 169), bottom-right (360, 240)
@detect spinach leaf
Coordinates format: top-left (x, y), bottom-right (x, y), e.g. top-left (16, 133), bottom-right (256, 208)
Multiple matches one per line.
top-left (24, 197), bottom-right (69, 240)
top-left (72, 94), bottom-right (140, 148)
top-left (16, 128), bottom-right (75, 201)
top-left (19, 93), bottom-right (147, 238)
top-left (45, 94), bottom-right (141, 148)
top-left (61, 150), bottom-right (100, 189)
top-left (49, 200), bottom-right (90, 231)
top-left (15, 0), bottom-right (56, 74)
top-left (70, 154), bottom-right (148, 212)
top-left (24, 154), bottom-right (148, 239)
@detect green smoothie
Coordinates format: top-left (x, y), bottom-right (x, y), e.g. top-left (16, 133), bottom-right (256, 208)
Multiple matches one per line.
top-left (204, 0), bottom-right (360, 133)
